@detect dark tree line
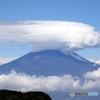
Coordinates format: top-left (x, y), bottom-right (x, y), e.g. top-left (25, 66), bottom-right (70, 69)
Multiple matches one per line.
top-left (0, 90), bottom-right (52, 100)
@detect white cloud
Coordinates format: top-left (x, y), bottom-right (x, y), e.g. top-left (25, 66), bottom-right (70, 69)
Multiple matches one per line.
top-left (0, 68), bottom-right (100, 92)
top-left (0, 20), bottom-right (100, 52)
top-left (84, 68), bottom-right (100, 79)
top-left (0, 57), bottom-right (16, 65)
top-left (0, 71), bottom-right (80, 92)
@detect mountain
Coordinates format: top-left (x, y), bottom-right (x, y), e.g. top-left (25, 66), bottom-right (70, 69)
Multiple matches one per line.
top-left (0, 63), bottom-right (2, 66)
top-left (0, 50), bottom-right (99, 77)
top-left (0, 50), bottom-right (100, 100)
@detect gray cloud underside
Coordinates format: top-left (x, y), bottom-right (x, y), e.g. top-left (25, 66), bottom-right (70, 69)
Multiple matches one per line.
top-left (0, 68), bottom-right (100, 92)
top-left (0, 20), bottom-right (100, 52)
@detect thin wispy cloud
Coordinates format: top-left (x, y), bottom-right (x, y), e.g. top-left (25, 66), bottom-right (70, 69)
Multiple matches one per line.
top-left (0, 57), bottom-right (16, 65)
top-left (0, 20), bottom-right (100, 52)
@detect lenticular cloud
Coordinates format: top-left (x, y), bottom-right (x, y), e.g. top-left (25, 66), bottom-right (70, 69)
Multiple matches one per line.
top-left (0, 20), bottom-right (100, 51)
top-left (0, 68), bottom-right (100, 92)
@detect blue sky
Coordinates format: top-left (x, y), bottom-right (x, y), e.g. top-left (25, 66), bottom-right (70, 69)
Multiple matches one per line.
top-left (0, 0), bottom-right (100, 59)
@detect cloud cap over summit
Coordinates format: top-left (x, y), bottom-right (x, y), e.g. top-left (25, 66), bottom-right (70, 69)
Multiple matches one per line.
top-left (0, 20), bottom-right (100, 52)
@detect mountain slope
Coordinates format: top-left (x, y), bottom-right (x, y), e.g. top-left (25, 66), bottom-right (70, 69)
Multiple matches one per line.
top-left (0, 50), bottom-right (99, 77)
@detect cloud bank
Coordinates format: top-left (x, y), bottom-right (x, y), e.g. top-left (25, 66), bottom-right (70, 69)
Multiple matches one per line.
top-left (0, 20), bottom-right (100, 52)
top-left (0, 68), bottom-right (100, 92)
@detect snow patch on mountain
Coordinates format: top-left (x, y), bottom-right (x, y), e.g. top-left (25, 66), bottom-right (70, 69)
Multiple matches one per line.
top-left (89, 59), bottom-right (100, 65)
top-left (69, 51), bottom-right (89, 62)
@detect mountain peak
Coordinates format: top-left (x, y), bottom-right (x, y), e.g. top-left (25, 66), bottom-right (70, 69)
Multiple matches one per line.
top-left (0, 50), bottom-right (99, 77)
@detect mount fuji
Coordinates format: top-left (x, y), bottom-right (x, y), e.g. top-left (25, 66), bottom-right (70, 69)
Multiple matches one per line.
top-left (0, 50), bottom-right (99, 77)
top-left (0, 50), bottom-right (100, 100)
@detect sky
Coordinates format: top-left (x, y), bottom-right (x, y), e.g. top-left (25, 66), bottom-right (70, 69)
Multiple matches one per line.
top-left (0, 0), bottom-right (100, 63)
top-left (1, 1), bottom-right (100, 98)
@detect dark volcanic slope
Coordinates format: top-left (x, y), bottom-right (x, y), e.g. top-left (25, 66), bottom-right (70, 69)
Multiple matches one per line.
top-left (0, 50), bottom-right (99, 76)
